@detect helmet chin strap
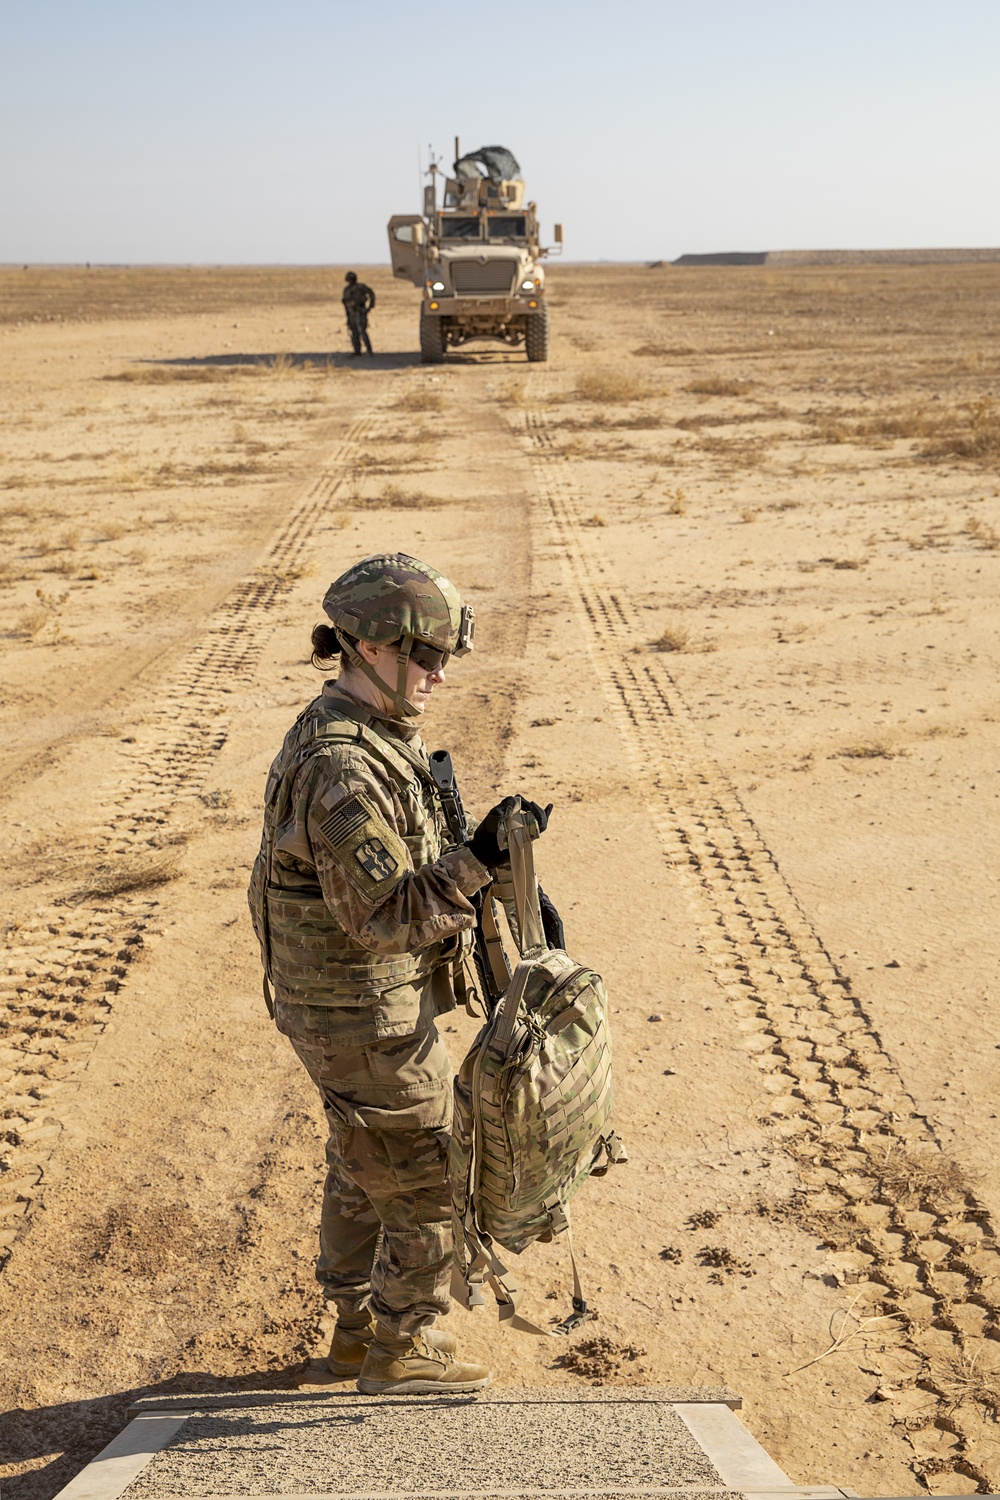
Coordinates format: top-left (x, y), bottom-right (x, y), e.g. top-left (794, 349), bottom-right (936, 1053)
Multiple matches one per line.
top-left (336, 631), bottom-right (420, 718)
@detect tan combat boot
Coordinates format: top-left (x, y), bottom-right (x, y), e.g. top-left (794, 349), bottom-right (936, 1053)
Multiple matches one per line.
top-left (357, 1324), bottom-right (490, 1394)
top-left (328, 1312), bottom-right (457, 1378)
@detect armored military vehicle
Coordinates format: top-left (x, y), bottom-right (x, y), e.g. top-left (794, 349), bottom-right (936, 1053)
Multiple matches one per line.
top-left (388, 142), bottom-right (562, 363)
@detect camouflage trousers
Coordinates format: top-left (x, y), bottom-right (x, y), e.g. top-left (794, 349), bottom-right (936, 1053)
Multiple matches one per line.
top-left (346, 309), bottom-right (372, 355)
top-left (275, 998), bottom-right (453, 1336)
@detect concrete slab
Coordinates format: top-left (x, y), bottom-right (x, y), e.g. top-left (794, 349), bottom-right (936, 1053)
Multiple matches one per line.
top-left (127, 1387), bottom-right (744, 1418)
top-left (50, 1414), bottom-right (187, 1500)
top-left (51, 1388), bottom-right (861, 1500)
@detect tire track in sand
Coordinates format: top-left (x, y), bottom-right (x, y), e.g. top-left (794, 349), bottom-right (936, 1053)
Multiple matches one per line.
top-left (0, 413), bottom-right (380, 1268)
top-left (516, 405), bottom-right (1000, 1493)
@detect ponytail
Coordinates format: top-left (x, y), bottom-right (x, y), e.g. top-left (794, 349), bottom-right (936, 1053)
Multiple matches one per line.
top-left (310, 622), bottom-right (351, 668)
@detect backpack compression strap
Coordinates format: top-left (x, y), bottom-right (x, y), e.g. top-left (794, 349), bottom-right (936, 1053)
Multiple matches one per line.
top-left (502, 800), bottom-right (546, 956)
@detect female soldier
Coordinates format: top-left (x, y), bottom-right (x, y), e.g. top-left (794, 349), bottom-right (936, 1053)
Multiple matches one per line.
top-left (248, 553), bottom-right (547, 1394)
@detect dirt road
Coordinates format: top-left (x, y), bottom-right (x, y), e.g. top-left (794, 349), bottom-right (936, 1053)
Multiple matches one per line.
top-left (2, 263), bottom-right (999, 1498)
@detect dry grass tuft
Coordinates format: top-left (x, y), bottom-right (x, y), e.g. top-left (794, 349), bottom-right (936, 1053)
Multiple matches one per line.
top-left (926, 397), bottom-right (1000, 464)
top-left (496, 380), bottom-right (526, 407)
top-left (686, 375), bottom-right (755, 397)
top-left (14, 606), bottom-right (52, 638)
top-left (575, 370), bottom-right (654, 404)
top-left (835, 737), bottom-right (897, 760)
top-left (872, 1142), bottom-right (972, 1209)
top-left (105, 364), bottom-right (265, 384)
top-left (965, 515), bottom-right (1000, 549)
top-left (652, 622), bottom-right (691, 653)
top-left (395, 388), bottom-right (442, 413)
top-left (72, 851), bottom-right (181, 899)
top-left (377, 483), bottom-right (431, 509)
top-left (740, 507), bottom-right (760, 523)
top-left (931, 1345), bottom-right (1000, 1419)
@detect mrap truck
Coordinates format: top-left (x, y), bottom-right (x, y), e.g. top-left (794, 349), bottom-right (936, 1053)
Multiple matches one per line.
top-left (388, 142), bottom-right (562, 364)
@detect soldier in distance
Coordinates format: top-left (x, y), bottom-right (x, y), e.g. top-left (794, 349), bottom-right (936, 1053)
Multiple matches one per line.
top-left (248, 553), bottom-right (551, 1394)
top-left (342, 270), bottom-right (375, 356)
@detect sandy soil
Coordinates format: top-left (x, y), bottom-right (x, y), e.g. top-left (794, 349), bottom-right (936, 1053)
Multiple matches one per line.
top-left (1, 262), bottom-right (999, 1499)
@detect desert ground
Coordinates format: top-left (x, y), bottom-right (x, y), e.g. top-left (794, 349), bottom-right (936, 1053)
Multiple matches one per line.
top-left (1, 260), bottom-right (999, 1498)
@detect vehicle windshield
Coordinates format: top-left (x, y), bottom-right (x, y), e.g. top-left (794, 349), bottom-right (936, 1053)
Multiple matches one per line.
top-left (440, 217), bottom-right (482, 240)
top-left (487, 216), bottom-right (527, 240)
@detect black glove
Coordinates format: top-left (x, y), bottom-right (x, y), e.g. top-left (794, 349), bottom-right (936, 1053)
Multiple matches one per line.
top-left (538, 885), bottom-right (565, 950)
top-left (468, 796), bottom-right (554, 868)
top-left (468, 796), bottom-right (518, 868)
top-left (520, 798), bottom-right (553, 837)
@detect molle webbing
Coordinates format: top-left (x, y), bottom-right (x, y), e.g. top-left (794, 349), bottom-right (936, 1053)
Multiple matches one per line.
top-left (265, 889), bottom-right (453, 1002)
top-left (252, 698), bottom-right (459, 1007)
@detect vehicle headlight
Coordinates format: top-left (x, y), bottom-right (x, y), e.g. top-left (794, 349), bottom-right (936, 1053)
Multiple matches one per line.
top-left (520, 279), bottom-right (535, 291)
top-left (431, 281), bottom-right (445, 291)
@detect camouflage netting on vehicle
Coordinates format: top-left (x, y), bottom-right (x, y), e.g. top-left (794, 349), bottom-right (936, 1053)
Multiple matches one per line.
top-left (454, 146), bottom-right (521, 185)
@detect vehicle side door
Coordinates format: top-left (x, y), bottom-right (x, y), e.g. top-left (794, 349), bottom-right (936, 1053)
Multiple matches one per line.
top-left (387, 216), bottom-right (425, 285)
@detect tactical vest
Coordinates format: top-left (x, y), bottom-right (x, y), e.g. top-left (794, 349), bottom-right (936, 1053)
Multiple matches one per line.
top-left (248, 694), bottom-right (469, 1010)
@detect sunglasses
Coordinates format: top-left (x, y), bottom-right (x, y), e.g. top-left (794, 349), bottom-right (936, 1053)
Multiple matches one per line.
top-left (408, 640), bottom-right (450, 673)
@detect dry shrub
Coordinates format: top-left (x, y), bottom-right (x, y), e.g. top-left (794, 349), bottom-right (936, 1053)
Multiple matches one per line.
top-left (374, 483), bottom-right (432, 509)
top-left (872, 1142), bottom-right (971, 1210)
top-left (833, 557), bottom-right (863, 570)
top-left (686, 375), bottom-right (755, 397)
top-left (72, 851), bottom-right (181, 899)
top-left (396, 388), bottom-right (442, 413)
top-left (496, 380), bottom-right (526, 407)
top-left (651, 621), bottom-right (690, 653)
top-left (740, 507), bottom-right (759, 523)
top-left (965, 515), bottom-right (1000, 549)
top-left (100, 521), bottom-right (128, 541)
top-left (15, 606), bottom-right (51, 638)
top-left (931, 1346), bottom-right (1000, 1419)
top-left (811, 398), bottom-right (1000, 467)
top-left (925, 398), bottom-right (1000, 464)
top-left (575, 370), bottom-right (652, 404)
top-left (834, 738), bottom-right (897, 760)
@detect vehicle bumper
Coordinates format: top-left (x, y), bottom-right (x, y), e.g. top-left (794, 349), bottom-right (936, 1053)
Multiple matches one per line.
top-left (423, 295), bottom-right (544, 316)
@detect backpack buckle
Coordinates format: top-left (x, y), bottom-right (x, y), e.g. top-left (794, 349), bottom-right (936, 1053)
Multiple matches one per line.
top-left (551, 1296), bottom-right (596, 1336)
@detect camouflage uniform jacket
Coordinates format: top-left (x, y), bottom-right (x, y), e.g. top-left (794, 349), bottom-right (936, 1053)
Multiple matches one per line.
top-left (342, 282), bottom-right (376, 315)
top-left (248, 683), bottom-right (490, 1043)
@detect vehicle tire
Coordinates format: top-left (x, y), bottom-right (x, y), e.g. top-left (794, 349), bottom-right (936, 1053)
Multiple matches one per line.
top-left (525, 304), bottom-right (549, 362)
top-left (420, 308), bottom-right (446, 364)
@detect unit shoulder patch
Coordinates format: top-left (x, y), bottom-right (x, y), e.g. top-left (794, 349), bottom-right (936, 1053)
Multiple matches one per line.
top-left (315, 790), bottom-right (411, 902)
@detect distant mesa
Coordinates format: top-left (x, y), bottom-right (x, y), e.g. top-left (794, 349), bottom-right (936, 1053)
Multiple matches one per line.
top-left (669, 247), bottom-right (1000, 266)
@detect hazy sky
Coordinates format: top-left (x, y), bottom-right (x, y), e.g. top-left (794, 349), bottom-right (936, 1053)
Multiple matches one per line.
top-left (3, 0), bottom-right (998, 263)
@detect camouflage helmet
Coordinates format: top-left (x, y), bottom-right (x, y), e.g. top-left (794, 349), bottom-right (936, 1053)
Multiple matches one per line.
top-left (322, 552), bottom-right (475, 717)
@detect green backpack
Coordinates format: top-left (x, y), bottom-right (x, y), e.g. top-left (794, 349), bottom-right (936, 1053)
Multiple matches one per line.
top-left (450, 804), bottom-right (627, 1336)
